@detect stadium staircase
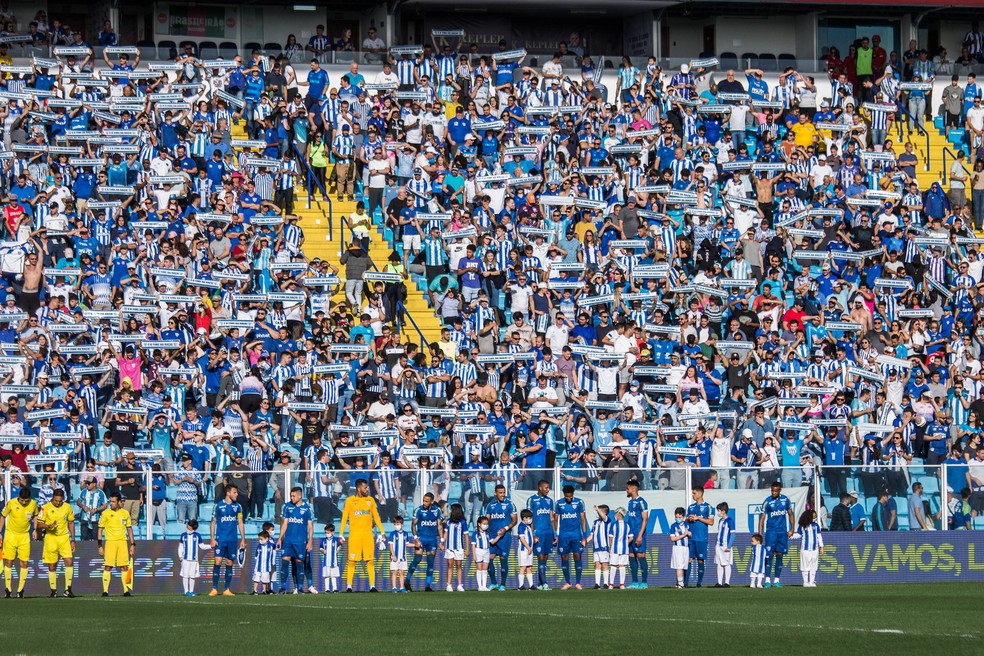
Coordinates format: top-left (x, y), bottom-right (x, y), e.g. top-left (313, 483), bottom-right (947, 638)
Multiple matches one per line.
top-left (229, 124), bottom-right (443, 347)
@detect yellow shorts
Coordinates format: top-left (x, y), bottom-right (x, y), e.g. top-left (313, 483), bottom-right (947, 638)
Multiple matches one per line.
top-left (346, 533), bottom-right (375, 561)
top-left (104, 540), bottom-right (129, 568)
top-left (42, 535), bottom-right (73, 564)
top-left (2, 532), bottom-right (30, 561)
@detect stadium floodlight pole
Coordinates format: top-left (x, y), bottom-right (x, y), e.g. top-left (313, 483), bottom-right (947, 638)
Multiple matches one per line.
top-left (145, 469), bottom-right (153, 540)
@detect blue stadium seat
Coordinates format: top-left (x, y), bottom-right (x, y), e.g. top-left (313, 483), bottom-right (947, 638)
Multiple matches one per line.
top-left (219, 41), bottom-right (239, 59)
top-left (244, 42), bottom-right (262, 56)
top-left (198, 41), bottom-right (218, 60)
top-left (758, 53), bottom-right (777, 71)
top-left (777, 53), bottom-right (796, 70)
top-left (264, 42), bottom-right (283, 56)
top-left (719, 52), bottom-right (738, 70)
top-left (158, 40), bottom-right (177, 60)
top-left (740, 52), bottom-right (758, 69)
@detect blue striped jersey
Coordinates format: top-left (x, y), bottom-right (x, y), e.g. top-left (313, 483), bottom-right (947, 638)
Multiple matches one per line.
top-left (795, 521), bottom-right (823, 551)
top-left (445, 519), bottom-right (468, 551)
top-left (517, 523), bottom-right (535, 554)
top-left (717, 516), bottom-right (735, 548)
top-left (750, 544), bottom-right (767, 574)
top-left (374, 464), bottom-right (398, 498)
top-left (388, 529), bottom-right (410, 561)
top-left (608, 519), bottom-right (633, 555)
top-left (669, 520), bottom-right (690, 548)
top-left (472, 528), bottom-right (490, 551)
top-left (254, 541), bottom-right (277, 573)
top-left (591, 518), bottom-right (610, 551)
top-left (320, 535), bottom-right (342, 567)
top-left (179, 530), bottom-right (204, 560)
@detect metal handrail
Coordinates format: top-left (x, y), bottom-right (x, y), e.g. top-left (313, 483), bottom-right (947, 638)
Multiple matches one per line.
top-left (941, 146), bottom-right (973, 186)
top-left (894, 99), bottom-right (931, 172)
top-left (397, 300), bottom-right (430, 348)
top-left (292, 142), bottom-right (333, 241)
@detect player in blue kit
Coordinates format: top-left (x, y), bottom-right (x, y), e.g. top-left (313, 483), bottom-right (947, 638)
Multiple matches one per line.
top-left (625, 480), bottom-right (650, 588)
top-left (484, 485), bottom-right (517, 591)
top-left (209, 485), bottom-right (246, 596)
top-left (527, 480), bottom-right (555, 590)
top-left (278, 486), bottom-right (316, 594)
top-left (406, 492), bottom-right (444, 591)
top-left (554, 485), bottom-right (587, 590)
top-left (757, 481), bottom-right (795, 588)
top-left (685, 486), bottom-right (714, 588)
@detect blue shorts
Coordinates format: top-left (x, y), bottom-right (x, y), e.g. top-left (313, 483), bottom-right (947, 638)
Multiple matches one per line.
top-left (281, 541), bottom-right (307, 560)
top-left (764, 530), bottom-right (788, 555)
top-left (556, 534), bottom-right (584, 556)
top-left (689, 540), bottom-right (708, 560)
top-left (628, 534), bottom-right (647, 554)
top-left (416, 539), bottom-right (439, 553)
top-left (533, 532), bottom-right (554, 556)
top-left (214, 540), bottom-right (239, 561)
top-left (489, 536), bottom-right (511, 558)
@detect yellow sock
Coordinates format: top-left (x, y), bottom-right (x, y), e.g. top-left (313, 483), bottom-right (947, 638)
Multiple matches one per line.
top-left (17, 568), bottom-right (26, 592)
top-left (48, 571), bottom-right (57, 590)
top-left (123, 571), bottom-right (132, 593)
top-left (367, 560), bottom-right (375, 587)
top-left (3, 566), bottom-right (11, 591)
top-left (345, 561), bottom-right (355, 587)
top-left (65, 566), bottom-right (74, 589)
top-left (102, 570), bottom-right (111, 593)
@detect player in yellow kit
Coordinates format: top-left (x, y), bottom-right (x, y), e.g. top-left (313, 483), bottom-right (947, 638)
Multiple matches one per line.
top-left (338, 478), bottom-right (385, 592)
top-left (97, 492), bottom-right (135, 597)
top-left (0, 488), bottom-right (39, 598)
top-left (37, 488), bottom-right (77, 598)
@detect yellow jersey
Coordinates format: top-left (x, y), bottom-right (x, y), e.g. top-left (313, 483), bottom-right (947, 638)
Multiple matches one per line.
top-left (339, 495), bottom-right (384, 536)
top-left (1, 499), bottom-right (38, 535)
top-left (39, 502), bottom-right (75, 537)
top-left (98, 507), bottom-right (132, 541)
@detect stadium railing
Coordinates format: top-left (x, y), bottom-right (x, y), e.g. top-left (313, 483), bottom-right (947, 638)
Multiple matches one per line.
top-left (292, 142), bottom-right (333, 241)
top-left (893, 99), bottom-right (932, 172)
top-left (941, 146), bottom-right (974, 185)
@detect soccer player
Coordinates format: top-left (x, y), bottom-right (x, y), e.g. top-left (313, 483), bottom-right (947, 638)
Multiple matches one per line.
top-left (98, 492), bottom-right (135, 597)
top-left (321, 523), bottom-right (344, 593)
top-left (607, 507), bottom-right (633, 589)
top-left (0, 488), bottom-right (38, 597)
top-left (178, 519), bottom-right (210, 596)
top-left (406, 492), bottom-right (443, 591)
top-left (484, 484), bottom-right (517, 591)
top-left (757, 480), bottom-right (795, 588)
top-left (686, 486), bottom-right (713, 588)
top-left (37, 489), bottom-right (77, 597)
top-left (472, 516), bottom-right (491, 591)
top-left (749, 533), bottom-right (766, 588)
top-left (554, 485), bottom-right (587, 590)
top-left (209, 485), bottom-right (246, 596)
top-left (253, 531), bottom-right (277, 594)
top-left (517, 509), bottom-right (536, 590)
top-left (591, 505), bottom-right (611, 589)
top-left (339, 477), bottom-right (385, 592)
top-left (388, 517), bottom-right (409, 593)
top-left (669, 507), bottom-right (691, 589)
top-left (443, 503), bottom-right (469, 592)
top-left (793, 509), bottom-right (824, 587)
top-left (527, 479), bottom-right (555, 590)
top-left (714, 502), bottom-right (735, 588)
top-left (625, 479), bottom-right (650, 588)
top-left (278, 486), bottom-right (316, 594)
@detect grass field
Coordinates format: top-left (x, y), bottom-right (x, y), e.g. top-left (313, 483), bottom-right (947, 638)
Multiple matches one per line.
top-left (0, 583), bottom-right (979, 655)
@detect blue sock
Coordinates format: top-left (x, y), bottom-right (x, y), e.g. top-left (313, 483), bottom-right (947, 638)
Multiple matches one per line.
top-left (212, 565), bottom-right (221, 590)
top-left (765, 555), bottom-right (774, 579)
top-left (683, 562), bottom-right (690, 587)
top-left (639, 556), bottom-right (649, 583)
top-left (562, 558), bottom-right (571, 584)
top-left (774, 554), bottom-right (784, 579)
top-left (407, 553), bottom-right (422, 580)
top-left (224, 565), bottom-right (233, 589)
top-left (697, 560), bottom-right (705, 586)
top-left (304, 556), bottom-right (313, 587)
top-left (293, 560), bottom-right (303, 588)
top-left (574, 558), bottom-right (583, 584)
top-left (499, 559), bottom-right (509, 584)
top-left (278, 560), bottom-right (289, 590)
top-left (537, 559), bottom-right (547, 585)
top-left (424, 553), bottom-right (435, 586)
top-left (487, 562), bottom-right (497, 586)
top-left (629, 557), bottom-right (639, 582)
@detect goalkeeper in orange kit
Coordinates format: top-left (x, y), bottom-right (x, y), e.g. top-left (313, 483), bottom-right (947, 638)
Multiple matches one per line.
top-left (338, 478), bottom-right (385, 592)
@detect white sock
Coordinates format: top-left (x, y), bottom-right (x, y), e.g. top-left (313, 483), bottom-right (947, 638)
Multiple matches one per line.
top-left (717, 565), bottom-right (724, 585)
top-left (802, 572), bottom-right (809, 586)
top-left (527, 573), bottom-right (535, 588)
top-left (618, 567), bottom-right (626, 585)
top-left (595, 568), bottom-right (601, 585)
top-left (677, 576), bottom-right (684, 586)
top-left (519, 571), bottom-right (525, 587)
top-left (809, 571), bottom-right (816, 585)
top-left (182, 577), bottom-right (189, 593)
top-left (724, 565), bottom-right (732, 585)
top-left (604, 568), bottom-right (610, 585)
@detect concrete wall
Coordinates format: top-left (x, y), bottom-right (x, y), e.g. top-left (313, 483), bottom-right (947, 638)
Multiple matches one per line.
top-left (664, 17), bottom-right (711, 60)
top-left (715, 16), bottom-right (797, 57)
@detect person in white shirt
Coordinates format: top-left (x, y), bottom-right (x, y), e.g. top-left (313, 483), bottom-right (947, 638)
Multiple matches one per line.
top-left (373, 61), bottom-right (400, 87)
top-left (809, 154), bottom-right (833, 189)
top-left (528, 376), bottom-right (559, 413)
top-left (545, 313), bottom-right (572, 352)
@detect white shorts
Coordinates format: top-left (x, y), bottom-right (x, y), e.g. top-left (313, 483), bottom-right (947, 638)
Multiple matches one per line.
top-left (518, 551), bottom-right (534, 568)
top-left (715, 545), bottom-right (734, 567)
top-left (253, 571), bottom-right (271, 584)
top-left (671, 545), bottom-right (690, 570)
top-left (800, 549), bottom-right (819, 573)
top-left (180, 560), bottom-right (199, 578)
top-left (593, 550), bottom-right (610, 564)
top-left (610, 553), bottom-right (629, 567)
top-left (390, 560), bottom-right (407, 572)
top-left (444, 548), bottom-right (464, 561)
top-left (402, 234), bottom-right (421, 252)
top-left (474, 548), bottom-right (490, 564)
top-left (322, 566), bottom-right (340, 577)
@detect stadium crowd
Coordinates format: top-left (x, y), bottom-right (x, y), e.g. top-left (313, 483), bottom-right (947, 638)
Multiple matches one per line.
top-left (0, 10), bottom-right (982, 588)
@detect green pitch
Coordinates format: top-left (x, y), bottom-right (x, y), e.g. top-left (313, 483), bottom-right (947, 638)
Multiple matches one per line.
top-left (0, 583), bottom-right (979, 655)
